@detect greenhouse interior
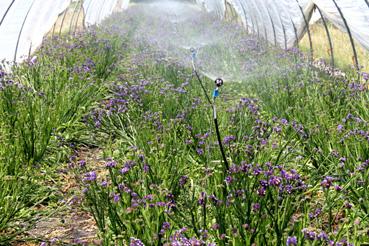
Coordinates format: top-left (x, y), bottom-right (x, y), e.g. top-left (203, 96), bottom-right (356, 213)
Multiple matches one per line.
top-left (1, 0), bottom-right (369, 245)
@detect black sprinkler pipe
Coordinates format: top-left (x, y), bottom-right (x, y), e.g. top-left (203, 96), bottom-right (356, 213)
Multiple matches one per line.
top-left (190, 48), bottom-right (229, 171)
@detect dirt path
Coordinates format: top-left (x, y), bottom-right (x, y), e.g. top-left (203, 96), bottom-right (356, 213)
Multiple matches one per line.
top-left (16, 149), bottom-right (103, 246)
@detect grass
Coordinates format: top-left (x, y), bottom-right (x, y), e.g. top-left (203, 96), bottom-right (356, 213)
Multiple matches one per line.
top-left (300, 22), bottom-right (369, 72)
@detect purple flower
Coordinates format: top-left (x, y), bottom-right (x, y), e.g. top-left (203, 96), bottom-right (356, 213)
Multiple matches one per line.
top-left (40, 242), bottom-right (47, 246)
top-left (225, 176), bottom-right (233, 185)
top-left (0, 70), bottom-right (5, 78)
top-left (211, 223), bottom-right (220, 230)
top-left (317, 232), bottom-right (329, 241)
top-left (252, 203), bottom-right (260, 211)
top-left (130, 238), bottom-right (144, 246)
top-left (196, 148), bottom-right (204, 155)
top-left (260, 139), bottom-right (268, 145)
top-left (257, 187), bottom-right (266, 196)
top-left (321, 176), bottom-right (334, 189)
top-left (344, 201), bottom-right (352, 209)
top-left (223, 135), bottom-right (236, 144)
top-left (363, 72), bottom-right (369, 81)
top-left (334, 185), bottom-right (342, 191)
top-left (337, 124), bottom-right (344, 132)
top-left (120, 166), bottom-right (130, 174)
top-left (286, 236), bottom-right (297, 246)
top-left (179, 175), bottom-right (188, 186)
top-left (113, 193), bottom-right (120, 203)
top-left (143, 164), bottom-right (150, 173)
top-left (106, 160), bottom-right (116, 168)
top-left (281, 118), bottom-right (288, 125)
top-left (185, 139), bottom-right (193, 145)
top-left (78, 160), bottom-right (86, 167)
top-left (29, 56), bottom-right (37, 65)
top-left (162, 222), bottom-right (170, 230)
top-left (302, 228), bottom-right (316, 240)
top-left (101, 180), bottom-right (108, 187)
top-left (198, 192), bottom-right (206, 205)
top-left (269, 176), bottom-right (282, 186)
top-left (83, 171), bottom-right (96, 182)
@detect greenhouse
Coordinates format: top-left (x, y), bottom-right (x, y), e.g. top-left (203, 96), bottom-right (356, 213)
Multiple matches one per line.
top-left (0, 0), bottom-right (369, 245)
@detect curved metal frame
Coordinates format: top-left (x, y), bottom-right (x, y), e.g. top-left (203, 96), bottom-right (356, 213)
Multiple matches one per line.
top-left (58, 4), bottom-right (69, 36)
top-left (295, 0), bottom-right (313, 62)
top-left (257, 1), bottom-right (276, 46)
top-left (274, 3), bottom-right (289, 50)
top-left (240, 2), bottom-right (252, 33)
top-left (0, 0), bottom-right (16, 27)
top-left (245, 0), bottom-right (264, 44)
top-left (243, 0), bottom-right (261, 38)
top-left (281, 21), bottom-right (287, 50)
top-left (14, 0), bottom-right (36, 62)
top-left (240, 1), bottom-right (258, 37)
top-left (69, 0), bottom-right (82, 34)
top-left (291, 19), bottom-right (299, 49)
top-left (266, 8), bottom-right (277, 47)
top-left (268, 1), bottom-right (288, 50)
top-left (251, 0), bottom-right (271, 44)
top-left (84, 0), bottom-right (95, 28)
top-left (265, 8), bottom-right (276, 46)
top-left (316, 6), bottom-right (334, 68)
top-left (332, 0), bottom-right (359, 71)
top-left (239, 0), bottom-right (249, 33)
top-left (73, 0), bottom-right (85, 34)
top-left (96, 0), bottom-right (108, 25)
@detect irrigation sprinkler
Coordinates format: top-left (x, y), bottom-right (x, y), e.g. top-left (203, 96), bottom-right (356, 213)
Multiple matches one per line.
top-left (190, 48), bottom-right (229, 171)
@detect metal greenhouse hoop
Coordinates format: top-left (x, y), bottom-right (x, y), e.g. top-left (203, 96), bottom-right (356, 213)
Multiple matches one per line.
top-left (14, 0), bottom-right (36, 62)
top-left (291, 19), bottom-right (299, 49)
top-left (69, 0), bottom-right (82, 34)
top-left (0, 0), bottom-right (15, 27)
top-left (84, 0), bottom-right (95, 28)
top-left (239, 1), bottom-right (249, 33)
top-left (316, 6), bottom-right (334, 68)
top-left (295, 0), bottom-right (313, 62)
top-left (269, 2), bottom-right (288, 50)
top-left (240, 1), bottom-right (258, 37)
top-left (250, 0), bottom-right (270, 45)
top-left (96, 0), bottom-right (108, 25)
top-left (266, 8), bottom-right (277, 47)
top-left (58, 5), bottom-right (69, 36)
top-left (73, 0), bottom-right (85, 34)
top-left (331, 0), bottom-right (360, 71)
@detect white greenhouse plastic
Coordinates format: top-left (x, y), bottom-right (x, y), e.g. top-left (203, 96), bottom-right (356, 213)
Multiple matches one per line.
top-left (0, 0), bottom-right (368, 64)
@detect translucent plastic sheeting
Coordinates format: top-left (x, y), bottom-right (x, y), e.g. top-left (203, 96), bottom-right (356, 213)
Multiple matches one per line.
top-left (313, 0), bottom-right (369, 51)
top-left (222, 0), bottom-right (313, 48)
top-left (83, 0), bottom-right (129, 26)
top-left (196, 0), bottom-right (225, 17)
top-left (198, 0), bottom-right (369, 53)
top-left (0, 0), bottom-right (70, 63)
top-left (0, 0), bottom-right (14, 25)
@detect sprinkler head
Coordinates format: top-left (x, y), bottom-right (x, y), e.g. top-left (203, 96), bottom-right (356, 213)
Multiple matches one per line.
top-left (215, 78), bottom-right (224, 87)
top-left (190, 47), bottom-right (197, 60)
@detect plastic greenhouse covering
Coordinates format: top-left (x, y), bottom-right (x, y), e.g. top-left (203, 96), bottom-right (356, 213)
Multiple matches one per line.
top-left (0, 0), bottom-right (368, 63)
top-left (2, 0), bottom-right (369, 244)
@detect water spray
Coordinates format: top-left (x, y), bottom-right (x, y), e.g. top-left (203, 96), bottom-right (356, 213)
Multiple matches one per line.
top-left (190, 48), bottom-right (229, 171)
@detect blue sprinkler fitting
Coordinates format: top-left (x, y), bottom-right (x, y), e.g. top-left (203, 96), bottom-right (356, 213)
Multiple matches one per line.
top-left (213, 88), bottom-right (219, 98)
top-left (190, 47), bottom-right (197, 60)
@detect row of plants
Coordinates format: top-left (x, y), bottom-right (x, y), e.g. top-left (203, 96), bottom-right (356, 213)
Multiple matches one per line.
top-left (0, 31), bottom-right (119, 244)
top-left (68, 16), bottom-right (369, 245)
